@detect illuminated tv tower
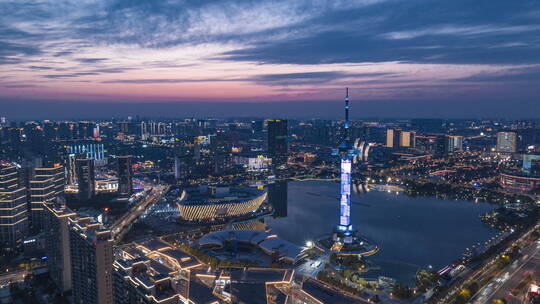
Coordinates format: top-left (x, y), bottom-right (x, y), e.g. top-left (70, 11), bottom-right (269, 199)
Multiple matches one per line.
top-left (333, 88), bottom-right (355, 240)
top-left (317, 88), bottom-right (378, 255)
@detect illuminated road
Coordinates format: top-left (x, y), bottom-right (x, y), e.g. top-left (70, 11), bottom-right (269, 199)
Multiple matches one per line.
top-left (436, 223), bottom-right (539, 304)
top-left (0, 270), bottom-right (27, 287)
top-left (471, 240), bottom-right (540, 304)
top-left (111, 185), bottom-right (169, 240)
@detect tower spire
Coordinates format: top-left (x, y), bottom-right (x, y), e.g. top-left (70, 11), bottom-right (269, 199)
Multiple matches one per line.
top-left (345, 87), bottom-right (349, 125)
top-left (344, 87), bottom-right (350, 143)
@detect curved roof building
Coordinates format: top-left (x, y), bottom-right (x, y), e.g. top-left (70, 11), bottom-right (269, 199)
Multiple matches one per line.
top-left (500, 171), bottom-right (540, 193)
top-left (176, 185), bottom-right (267, 222)
top-left (198, 230), bottom-right (303, 263)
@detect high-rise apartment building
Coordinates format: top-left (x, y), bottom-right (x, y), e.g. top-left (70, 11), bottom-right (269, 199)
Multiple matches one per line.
top-left (267, 119), bottom-right (288, 168)
top-left (399, 131), bottom-right (416, 148)
top-left (0, 165), bottom-right (28, 247)
top-left (432, 135), bottom-right (463, 157)
top-left (386, 129), bottom-right (401, 148)
top-left (496, 131), bottom-right (517, 153)
top-left (76, 158), bottom-right (95, 202)
top-left (116, 156), bottom-right (133, 197)
top-left (448, 136), bottom-right (463, 153)
top-left (30, 166), bottom-right (64, 230)
top-left (387, 129), bottom-right (416, 148)
top-left (70, 218), bottom-right (114, 304)
top-left (43, 203), bottom-right (76, 293)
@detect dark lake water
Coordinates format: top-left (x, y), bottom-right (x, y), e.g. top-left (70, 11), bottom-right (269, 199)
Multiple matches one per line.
top-left (265, 180), bottom-right (497, 283)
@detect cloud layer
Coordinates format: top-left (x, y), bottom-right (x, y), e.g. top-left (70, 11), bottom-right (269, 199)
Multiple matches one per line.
top-left (0, 0), bottom-right (539, 117)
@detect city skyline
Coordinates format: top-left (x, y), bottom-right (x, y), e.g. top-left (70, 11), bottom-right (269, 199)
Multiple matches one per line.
top-left (2, 1), bottom-right (540, 302)
top-left (1, 0), bottom-right (540, 118)
top-left (1, 113), bottom-right (539, 303)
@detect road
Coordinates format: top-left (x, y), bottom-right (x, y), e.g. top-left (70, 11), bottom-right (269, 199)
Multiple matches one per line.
top-left (111, 185), bottom-right (169, 239)
top-left (435, 223), bottom-right (540, 304)
top-left (0, 270), bottom-right (28, 287)
top-left (472, 240), bottom-right (540, 304)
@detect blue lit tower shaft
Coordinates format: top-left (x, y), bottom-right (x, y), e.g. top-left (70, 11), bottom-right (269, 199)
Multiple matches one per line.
top-left (336, 88), bottom-right (354, 235)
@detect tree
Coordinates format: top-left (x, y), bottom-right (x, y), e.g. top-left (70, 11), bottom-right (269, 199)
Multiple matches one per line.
top-left (415, 269), bottom-right (439, 292)
top-left (392, 283), bottom-right (412, 299)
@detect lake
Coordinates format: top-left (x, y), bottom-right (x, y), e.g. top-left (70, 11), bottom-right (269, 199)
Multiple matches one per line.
top-left (264, 180), bottom-right (497, 283)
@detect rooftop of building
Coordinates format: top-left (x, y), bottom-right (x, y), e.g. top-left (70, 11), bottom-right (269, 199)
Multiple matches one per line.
top-left (69, 217), bottom-right (112, 243)
top-left (128, 238), bottom-right (202, 271)
top-left (199, 230), bottom-right (303, 263)
top-left (114, 257), bottom-right (178, 303)
top-left (135, 238), bottom-right (172, 252)
top-left (45, 203), bottom-right (76, 218)
top-left (116, 238), bottom-right (301, 304)
top-left (187, 278), bottom-right (222, 304)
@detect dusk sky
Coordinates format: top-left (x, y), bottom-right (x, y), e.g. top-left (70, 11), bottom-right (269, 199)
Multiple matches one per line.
top-left (1, 0), bottom-right (539, 119)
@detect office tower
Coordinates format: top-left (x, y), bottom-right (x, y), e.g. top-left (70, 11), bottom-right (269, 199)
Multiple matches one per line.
top-left (70, 218), bottom-right (113, 304)
top-left (399, 131), bottom-right (416, 148)
top-left (174, 154), bottom-right (193, 181)
top-left (434, 134), bottom-right (449, 157)
top-left (267, 119), bottom-right (288, 168)
top-left (386, 128), bottom-right (401, 148)
top-left (411, 118), bottom-right (443, 134)
top-left (117, 156), bottom-right (133, 197)
top-left (30, 166), bottom-right (65, 230)
top-left (0, 165), bottom-right (28, 247)
top-left (43, 203), bottom-right (76, 293)
top-left (268, 181), bottom-right (288, 218)
top-left (496, 131), bottom-right (517, 153)
top-left (210, 132), bottom-right (232, 174)
top-left (76, 158), bottom-right (95, 202)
